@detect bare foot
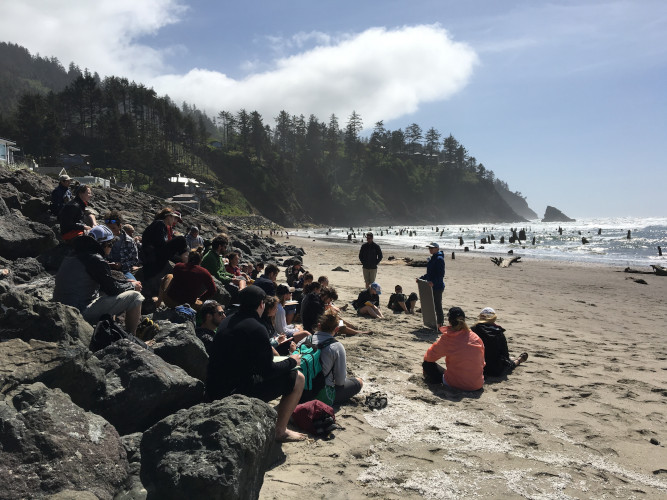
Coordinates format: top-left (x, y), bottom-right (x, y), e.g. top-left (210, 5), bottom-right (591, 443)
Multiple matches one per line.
top-left (275, 429), bottom-right (307, 442)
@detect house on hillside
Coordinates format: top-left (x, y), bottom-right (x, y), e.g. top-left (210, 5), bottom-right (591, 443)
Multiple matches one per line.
top-left (60, 153), bottom-right (91, 170)
top-left (166, 193), bottom-right (200, 211)
top-left (0, 137), bottom-right (19, 166)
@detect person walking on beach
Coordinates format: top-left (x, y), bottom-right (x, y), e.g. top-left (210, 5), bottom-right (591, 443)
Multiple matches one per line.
top-left (417, 242), bottom-right (445, 327)
top-left (359, 232), bottom-right (383, 288)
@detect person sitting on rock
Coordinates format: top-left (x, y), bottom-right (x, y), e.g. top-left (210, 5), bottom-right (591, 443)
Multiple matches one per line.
top-left (201, 234), bottom-right (239, 302)
top-left (224, 251), bottom-right (249, 290)
top-left (422, 307), bottom-right (485, 391)
top-left (158, 249), bottom-right (216, 310)
top-left (53, 225), bottom-right (144, 334)
top-left (312, 309), bottom-right (364, 405)
top-left (59, 184), bottom-right (94, 242)
top-left (50, 174), bottom-right (72, 216)
top-left (186, 225), bottom-right (204, 250)
top-left (103, 210), bottom-right (139, 281)
top-left (254, 263), bottom-right (279, 296)
top-left (206, 285), bottom-right (306, 442)
top-left (470, 307), bottom-right (528, 377)
top-left (387, 285), bottom-right (418, 314)
top-left (250, 261), bottom-right (264, 280)
top-left (196, 300), bottom-right (225, 354)
top-left (353, 282), bottom-right (384, 319)
top-left (139, 207), bottom-right (188, 300)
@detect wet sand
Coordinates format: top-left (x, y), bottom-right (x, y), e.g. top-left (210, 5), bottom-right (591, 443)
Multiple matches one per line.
top-left (260, 236), bottom-right (667, 499)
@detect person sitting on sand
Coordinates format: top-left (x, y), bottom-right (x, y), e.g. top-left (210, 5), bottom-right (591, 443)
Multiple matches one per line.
top-left (206, 285), bottom-right (306, 442)
top-left (422, 307), bottom-right (485, 391)
top-left (300, 282), bottom-right (323, 332)
top-left (353, 282), bottom-right (384, 319)
top-left (275, 284), bottom-right (309, 342)
top-left (311, 309), bottom-right (364, 405)
top-left (470, 307), bottom-right (528, 377)
top-left (387, 285), bottom-right (418, 314)
top-left (321, 287), bottom-right (370, 336)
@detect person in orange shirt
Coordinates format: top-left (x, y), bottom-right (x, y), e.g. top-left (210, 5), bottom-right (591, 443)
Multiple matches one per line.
top-left (422, 307), bottom-right (485, 391)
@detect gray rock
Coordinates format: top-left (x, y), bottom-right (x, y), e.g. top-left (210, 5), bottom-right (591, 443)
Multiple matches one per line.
top-left (542, 205), bottom-right (576, 222)
top-left (0, 288), bottom-right (94, 346)
top-left (140, 395), bottom-right (277, 500)
top-left (115, 433), bottom-right (147, 500)
top-left (0, 203), bottom-right (59, 260)
top-left (151, 321), bottom-right (208, 382)
top-left (0, 383), bottom-right (129, 500)
top-left (0, 338), bottom-right (105, 411)
top-left (93, 341), bottom-right (204, 435)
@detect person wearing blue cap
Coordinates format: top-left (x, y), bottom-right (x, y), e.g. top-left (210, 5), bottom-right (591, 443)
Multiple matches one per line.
top-left (417, 242), bottom-right (445, 327)
top-left (352, 282), bottom-right (384, 319)
top-left (53, 225), bottom-right (144, 334)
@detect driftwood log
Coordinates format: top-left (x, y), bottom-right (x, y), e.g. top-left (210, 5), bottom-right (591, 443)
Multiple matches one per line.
top-left (651, 265), bottom-right (667, 276)
top-left (491, 256), bottom-right (522, 268)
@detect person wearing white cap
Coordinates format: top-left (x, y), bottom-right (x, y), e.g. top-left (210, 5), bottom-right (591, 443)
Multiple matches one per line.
top-left (53, 225), bottom-right (144, 334)
top-left (352, 282), bottom-right (384, 319)
top-left (471, 307), bottom-right (528, 377)
top-left (417, 242), bottom-right (445, 326)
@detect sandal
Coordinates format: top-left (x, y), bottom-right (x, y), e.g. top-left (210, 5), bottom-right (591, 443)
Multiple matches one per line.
top-left (365, 391), bottom-right (388, 410)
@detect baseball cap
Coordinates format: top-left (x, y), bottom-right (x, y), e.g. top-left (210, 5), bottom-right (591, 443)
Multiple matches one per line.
top-left (426, 242), bottom-right (439, 249)
top-left (59, 174), bottom-right (71, 182)
top-left (89, 225), bottom-right (114, 243)
top-left (480, 307), bottom-right (496, 316)
top-left (370, 282), bottom-right (382, 294)
top-left (447, 307), bottom-right (466, 320)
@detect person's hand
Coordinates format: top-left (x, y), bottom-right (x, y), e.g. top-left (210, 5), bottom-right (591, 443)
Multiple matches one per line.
top-left (290, 353), bottom-right (301, 364)
top-left (277, 334), bottom-right (287, 344)
top-left (428, 281), bottom-right (434, 287)
top-left (132, 281), bottom-right (142, 292)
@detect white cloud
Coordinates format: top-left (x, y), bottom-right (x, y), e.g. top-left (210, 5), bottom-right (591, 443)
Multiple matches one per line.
top-left (3, 2), bottom-right (477, 127)
top-left (154, 25), bottom-right (478, 126)
top-left (3, 0), bottom-right (186, 78)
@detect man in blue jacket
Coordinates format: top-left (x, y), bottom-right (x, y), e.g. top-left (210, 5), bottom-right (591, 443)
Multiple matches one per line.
top-left (418, 242), bottom-right (445, 327)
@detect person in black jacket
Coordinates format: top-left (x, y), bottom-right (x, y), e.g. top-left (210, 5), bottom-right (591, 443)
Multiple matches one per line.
top-left (353, 282), bottom-right (384, 318)
top-left (53, 225), bottom-right (144, 334)
top-left (59, 184), bottom-right (93, 241)
top-left (470, 307), bottom-right (528, 377)
top-left (206, 286), bottom-right (306, 442)
top-left (139, 207), bottom-right (188, 299)
top-left (50, 174), bottom-right (72, 216)
top-left (359, 232), bottom-right (383, 288)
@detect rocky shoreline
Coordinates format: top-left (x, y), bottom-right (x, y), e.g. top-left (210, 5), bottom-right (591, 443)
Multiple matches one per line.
top-left (0, 165), bottom-right (305, 499)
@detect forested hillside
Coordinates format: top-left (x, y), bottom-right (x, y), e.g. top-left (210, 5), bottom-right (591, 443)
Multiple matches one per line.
top-left (0, 42), bottom-right (533, 225)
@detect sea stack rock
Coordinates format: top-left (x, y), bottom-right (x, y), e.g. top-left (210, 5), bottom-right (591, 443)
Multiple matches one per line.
top-left (542, 206), bottom-right (575, 223)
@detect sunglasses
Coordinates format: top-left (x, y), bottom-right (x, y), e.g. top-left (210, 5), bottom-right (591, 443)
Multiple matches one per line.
top-left (104, 219), bottom-right (119, 224)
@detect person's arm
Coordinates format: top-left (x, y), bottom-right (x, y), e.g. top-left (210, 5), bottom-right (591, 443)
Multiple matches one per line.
top-left (423, 334), bottom-right (447, 362)
top-left (376, 244), bottom-right (383, 265)
top-left (254, 326), bottom-right (296, 376)
top-left (331, 345), bottom-right (347, 386)
top-left (85, 256), bottom-right (133, 296)
top-left (358, 245), bottom-right (364, 264)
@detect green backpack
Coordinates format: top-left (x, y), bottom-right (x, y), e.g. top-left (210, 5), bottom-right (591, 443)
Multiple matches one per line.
top-left (295, 336), bottom-right (338, 402)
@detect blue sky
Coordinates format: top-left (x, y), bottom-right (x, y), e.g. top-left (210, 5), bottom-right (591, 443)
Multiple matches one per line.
top-left (5, 1), bottom-right (667, 218)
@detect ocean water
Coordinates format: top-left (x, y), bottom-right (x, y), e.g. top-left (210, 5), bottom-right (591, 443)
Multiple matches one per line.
top-left (291, 217), bottom-right (667, 268)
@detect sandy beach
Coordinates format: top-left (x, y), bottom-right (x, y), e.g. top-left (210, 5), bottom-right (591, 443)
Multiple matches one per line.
top-left (259, 236), bottom-right (667, 499)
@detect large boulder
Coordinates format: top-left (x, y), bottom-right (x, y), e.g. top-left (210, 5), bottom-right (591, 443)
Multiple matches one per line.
top-left (0, 338), bottom-right (105, 411)
top-left (151, 321), bottom-right (208, 382)
top-left (140, 395), bottom-right (276, 500)
top-left (542, 205), bottom-right (576, 222)
top-left (0, 195), bottom-right (58, 259)
top-left (0, 288), bottom-right (94, 346)
top-left (0, 383), bottom-right (129, 500)
top-left (92, 341), bottom-right (204, 435)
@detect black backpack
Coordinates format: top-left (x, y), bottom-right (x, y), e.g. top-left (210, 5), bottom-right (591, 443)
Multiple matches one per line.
top-left (90, 314), bottom-right (152, 352)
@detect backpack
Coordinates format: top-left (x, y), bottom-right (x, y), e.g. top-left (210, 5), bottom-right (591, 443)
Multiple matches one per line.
top-left (90, 314), bottom-right (152, 352)
top-left (295, 336), bottom-right (338, 402)
top-left (291, 399), bottom-right (337, 436)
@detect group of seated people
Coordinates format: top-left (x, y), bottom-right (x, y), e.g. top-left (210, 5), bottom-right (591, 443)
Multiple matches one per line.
top-left (423, 306), bottom-right (528, 391)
